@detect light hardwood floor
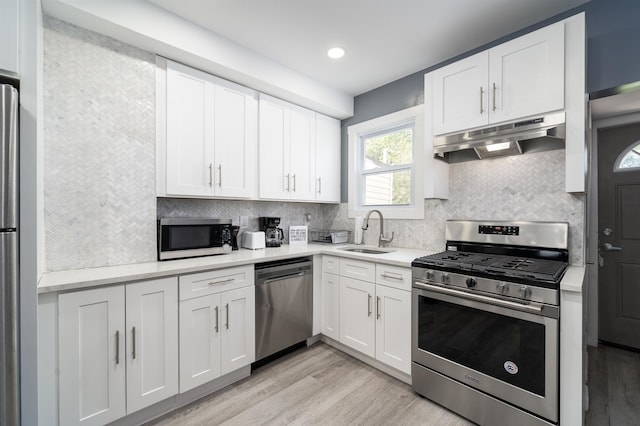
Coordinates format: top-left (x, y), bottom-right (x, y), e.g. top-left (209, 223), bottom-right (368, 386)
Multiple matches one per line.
top-left (585, 344), bottom-right (640, 426)
top-left (148, 342), bottom-right (473, 426)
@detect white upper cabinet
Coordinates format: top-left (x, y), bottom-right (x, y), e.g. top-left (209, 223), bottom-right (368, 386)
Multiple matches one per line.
top-left (259, 94), bottom-right (316, 201)
top-left (432, 52), bottom-right (489, 135)
top-left (160, 59), bottom-right (258, 198)
top-left (431, 21), bottom-right (565, 135)
top-left (0, 0), bottom-right (18, 75)
top-left (315, 113), bottom-right (341, 202)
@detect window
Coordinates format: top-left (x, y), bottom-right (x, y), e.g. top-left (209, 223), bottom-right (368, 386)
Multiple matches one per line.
top-left (348, 105), bottom-right (424, 219)
top-left (614, 141), bottom-right (640, 172)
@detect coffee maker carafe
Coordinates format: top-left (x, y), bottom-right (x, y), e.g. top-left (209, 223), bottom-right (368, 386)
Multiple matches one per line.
top-left (259, 217), bottom-right (284, 247)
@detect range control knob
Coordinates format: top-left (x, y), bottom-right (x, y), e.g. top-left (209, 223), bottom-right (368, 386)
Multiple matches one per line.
top-left (425, 270), bottom-right (435, 281)
top-left (497, 282), bottom-right (509, 295)
top-left (519, 285), bottom-right (532, 299)
top-left (441, 272), bottom-right (450, 284)
top-left (465, 277), bottom-right (477, 288)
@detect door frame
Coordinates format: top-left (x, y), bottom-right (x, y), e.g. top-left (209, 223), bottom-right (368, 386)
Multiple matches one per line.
top-left (586, 108), bottom-right (640, 347)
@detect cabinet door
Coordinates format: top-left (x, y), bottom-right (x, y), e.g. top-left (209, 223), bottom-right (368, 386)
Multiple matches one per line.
top-left (321, 272), bottom-right (340, 341)
top-left (289, 106), bottom-right (316, 200)
top-left (59, 286), bottom-right (126, 426)
top-left (125, 278), bottom-right (179, 413)
top-left (431, 51), bottom-right (489, 135)
top-left (166, 61), bottom-right (214, 196)
top-left (489, 21), bottom-right (564, 124)
top-left (0, 0), bottom-right (18, 74)
top-left (375, 285), bottom-right (411, 374)
top-left (220, 286), bottom-right (255, 375)
top-left (339, 277), bottom-right (375, 358)
top-left (179, 294), bottom-right (222, 392)
top-left (213, 78), bottom-right (258, 198)
top-left (315, 113), bottom-right (341, 202)
top-left (258, 95), bottom-right (290, 199)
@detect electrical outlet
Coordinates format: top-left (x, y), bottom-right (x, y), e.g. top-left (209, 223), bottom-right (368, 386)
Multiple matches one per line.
top-left (239, 215), bottom-right (248, 228)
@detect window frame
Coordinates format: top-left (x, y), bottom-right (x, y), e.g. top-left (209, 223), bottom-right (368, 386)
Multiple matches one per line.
top-left (613, 141), bottom-right (640, 172)
top-left (348, 105), bottom-right (424, 219)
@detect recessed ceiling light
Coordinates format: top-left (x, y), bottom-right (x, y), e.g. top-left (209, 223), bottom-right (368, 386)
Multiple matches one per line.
top-left (327, 47), bottom-right (345, 59)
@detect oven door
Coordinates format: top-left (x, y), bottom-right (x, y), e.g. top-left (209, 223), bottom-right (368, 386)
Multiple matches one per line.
top-left (412, 280), bottom-right (558, 423)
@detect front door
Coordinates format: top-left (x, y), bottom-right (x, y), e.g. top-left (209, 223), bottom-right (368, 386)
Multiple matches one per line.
top-left (598, 123), bottom-right (640, 350)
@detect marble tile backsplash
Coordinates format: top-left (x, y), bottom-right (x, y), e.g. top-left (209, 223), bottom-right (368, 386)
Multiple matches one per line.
top-left (43, 16), bottom-right (157, 271)
top-left (42, 15), bottom-right (584, 271)
top-left (326, 149), bottom-right (585, 265)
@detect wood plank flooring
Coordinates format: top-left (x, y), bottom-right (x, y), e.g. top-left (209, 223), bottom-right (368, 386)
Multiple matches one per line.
top-left (585, 344), bottom-right (640, 426)
top-left (148, 342), bottom-right (473, 426)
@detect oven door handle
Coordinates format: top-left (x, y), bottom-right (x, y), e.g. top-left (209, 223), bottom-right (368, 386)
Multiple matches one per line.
top-left (414, 281), bottom-right (556, 318)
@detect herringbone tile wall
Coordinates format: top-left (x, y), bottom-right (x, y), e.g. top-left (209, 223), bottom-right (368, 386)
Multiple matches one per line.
top-left (42, 15), bottom-right (584, 271)
top-left (44, 16), bottom-right (157, 271)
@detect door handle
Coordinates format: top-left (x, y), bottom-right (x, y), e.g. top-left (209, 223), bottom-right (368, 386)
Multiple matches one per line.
top-left (376, 296), bottom-right (381, 319)
top-left (603, 243), bottom-right (622, 252)
top-left (225, 303), bottom-right (229, 329)
top-left (215, 305), bottom-right (219, 333)
top-left (479, 86), bottom-right (484, 114)
top-left (132, 326), bottom-right (136, 360)
top-left (218, 164), bottom-right (222, 187)
top-left (209, 163), bottom-right (213, 187)
top-left (492, 82), bottom-right (497, 111)
top-left (367, 294), bottom-right (372, 317)
top-left (115, 330), bottom-right (120, 365)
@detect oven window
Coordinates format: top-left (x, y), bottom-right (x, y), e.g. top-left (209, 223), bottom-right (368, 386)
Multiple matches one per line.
top-left (417, 295), bottom-right (546, 396)
top-left (163, 225), bottom-right (217, 250)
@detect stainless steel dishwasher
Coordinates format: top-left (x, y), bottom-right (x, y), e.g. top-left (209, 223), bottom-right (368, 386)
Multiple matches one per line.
top-left (255, 257), bottom-right (313, 361)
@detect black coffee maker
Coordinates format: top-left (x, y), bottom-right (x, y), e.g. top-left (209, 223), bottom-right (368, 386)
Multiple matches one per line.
top-left (259, 217), bottom-right (284, 247)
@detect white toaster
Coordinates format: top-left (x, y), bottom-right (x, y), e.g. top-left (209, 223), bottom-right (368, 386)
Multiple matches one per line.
top-left (241, 231), bottom-right (266, 249)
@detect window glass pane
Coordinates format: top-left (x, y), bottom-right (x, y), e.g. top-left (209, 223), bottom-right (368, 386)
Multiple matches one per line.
top-left (363, 170), bottom-right (411, 206)
top-left (363, 127), bottom-right (413, 170)
top-left (616, 142), bottom-right (640, 171)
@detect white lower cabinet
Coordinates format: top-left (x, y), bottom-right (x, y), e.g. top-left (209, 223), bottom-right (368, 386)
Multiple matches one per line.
top-left (179, 267), bottom-right (255, 393)
top-left (327, 257), bottom-right (412, 375)
top-left (58, 278), bottom-right (178, 426)
top-left (321, 271), bottom-right (340, 341)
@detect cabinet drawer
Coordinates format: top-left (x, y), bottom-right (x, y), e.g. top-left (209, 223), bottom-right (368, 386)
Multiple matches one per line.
top-left (339, 258), bottom-right (375, 282)
top-left (179, 265), bottom-right (254, 301)
top-left (322, 256), bottom-right (340, 274)
top-left (376, 264), bottom-right (411, 291)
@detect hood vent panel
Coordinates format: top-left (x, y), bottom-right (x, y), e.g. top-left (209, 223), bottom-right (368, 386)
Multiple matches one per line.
top-left (433, 112), bottom-right (565, 161)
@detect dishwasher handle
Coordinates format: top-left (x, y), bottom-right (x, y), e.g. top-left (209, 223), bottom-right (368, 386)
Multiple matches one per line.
top-left (260, 271), bottom-right (305, 285)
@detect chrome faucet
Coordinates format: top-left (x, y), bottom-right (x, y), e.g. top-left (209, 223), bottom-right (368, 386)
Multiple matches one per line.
top-left (362, 209), bottom-right (394, 247)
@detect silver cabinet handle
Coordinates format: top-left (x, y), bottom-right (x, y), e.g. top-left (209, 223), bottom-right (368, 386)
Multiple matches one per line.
top-left (318, 177), bottom-right (322, 194)
top-left (225, 303), bottom-right (229, 329)
top-left (376, 296), bottom-right (381, 319)
top-left (381, 273), bottom-right (403, 281)
top-left (215, 306), bottom-right (219, 333)
top-left (367, 294), bottom-right (372, 317)
top-left (208, 278), bottom-right (234, 286)
top-left (218, 164), bottom-right (222, 187)
top-left (115, 330), bottom-right (120, 365)
top-left (480, 86), bottom-right (484, 114)
top-left (603, 243), bottom-right (623, 251)
top-left (292, 174), bottom-right (296, 192)
top-left (492, 82), bottom-right (497, 111)
top-left (132, 326), bottom-right (136, 360)
top-left (209, 163), bottom-right (213, 187)
top-left (285, 174), bottom-right (290, 192)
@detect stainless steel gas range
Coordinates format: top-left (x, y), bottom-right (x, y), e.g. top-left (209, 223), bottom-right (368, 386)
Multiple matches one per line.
top-left (411, 220), bottom-right (568, 426)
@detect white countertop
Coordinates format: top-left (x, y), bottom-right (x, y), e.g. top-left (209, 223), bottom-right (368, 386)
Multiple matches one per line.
top-left (559, 265), bottom-right (585, 293)
top-left (38, 244), bottom-right (432, 294)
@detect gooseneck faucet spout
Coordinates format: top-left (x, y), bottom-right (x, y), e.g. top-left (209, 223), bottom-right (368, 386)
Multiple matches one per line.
top-left (362, 209), bottom-right (394, 247)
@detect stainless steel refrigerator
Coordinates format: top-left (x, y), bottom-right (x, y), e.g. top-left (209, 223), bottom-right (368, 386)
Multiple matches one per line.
top-left (0, 83), bottom-right (20, 426)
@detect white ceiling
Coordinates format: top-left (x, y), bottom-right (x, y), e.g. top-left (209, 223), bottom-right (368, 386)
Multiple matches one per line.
top-left (146, 0), bottom-right (589, 96)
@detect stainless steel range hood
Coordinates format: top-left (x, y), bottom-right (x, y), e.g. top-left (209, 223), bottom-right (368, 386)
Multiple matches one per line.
top-left (433, 112), bottom-right (565, 161)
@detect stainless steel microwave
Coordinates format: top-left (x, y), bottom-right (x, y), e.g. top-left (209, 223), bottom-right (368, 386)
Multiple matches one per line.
top-left (157, 218), bottom-right (236, 260)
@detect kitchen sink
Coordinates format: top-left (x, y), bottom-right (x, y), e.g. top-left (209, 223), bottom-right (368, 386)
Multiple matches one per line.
top-left (339, 247), bottom-right (394, 254)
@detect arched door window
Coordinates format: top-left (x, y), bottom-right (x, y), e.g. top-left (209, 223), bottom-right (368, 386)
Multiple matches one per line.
top-left (614, 141), bottom-right (640, 172)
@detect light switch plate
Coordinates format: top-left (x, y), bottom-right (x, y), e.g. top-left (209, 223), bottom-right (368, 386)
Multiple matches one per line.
top-left (239, 215), bottom-right (248, 228)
